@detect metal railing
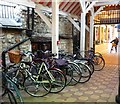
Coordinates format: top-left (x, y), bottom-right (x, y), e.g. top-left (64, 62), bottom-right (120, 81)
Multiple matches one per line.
top-left (0, 4), bottom-right (15, 19)
top-left (95, 10), bottom-right (120, 24)
top-left (2, 38), bottom-right (30, 68)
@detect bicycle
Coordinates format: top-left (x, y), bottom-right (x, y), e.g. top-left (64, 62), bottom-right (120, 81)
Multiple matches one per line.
top-left (53, 58), bottom-right (82, 86)
top-left (58, 50), bottom-right (92, 83)
top-left (59, 49), bottom-right (94, 75)
top-left (1, 69), bottom-right (24, 104)
top-left (20, 50), bottom-right (67, 94)
top-left (80, 48), bottom-right (105, 71)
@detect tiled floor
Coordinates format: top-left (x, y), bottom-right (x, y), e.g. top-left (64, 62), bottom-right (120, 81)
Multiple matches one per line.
top-left (23, 65), bottom-right (118, 102)
top-left (22, 43), bottom-right (119, 103)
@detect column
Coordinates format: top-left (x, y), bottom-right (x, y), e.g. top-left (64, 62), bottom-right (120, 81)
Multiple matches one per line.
top-left (52, 0), bottom-right (59, 57)
top-left (80, 1), bottom-right (85, 56)
top-left (98, 26), bottom-right (100, 44)
top-left (89, 7), bottom-right (94, 48)
top-left (106, 25), bottom-right (108, 42)
top-left (100, 26), bottom-right (102, 44)
top-left (80, 12), bottom-right (86, 52)
top-left (90, 13), bottom-right (94, 48)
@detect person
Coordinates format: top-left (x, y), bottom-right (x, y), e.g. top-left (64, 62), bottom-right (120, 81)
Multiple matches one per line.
top-left (110, 37), bottom-right (119, 53)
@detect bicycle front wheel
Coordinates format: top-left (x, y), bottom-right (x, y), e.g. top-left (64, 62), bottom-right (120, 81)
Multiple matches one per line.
top-left (4, 74), bottom-right (24, 104)
top-left (24, 74), bottom-right (52, 97)
top-left (2, 87), bottom-right (17, 104)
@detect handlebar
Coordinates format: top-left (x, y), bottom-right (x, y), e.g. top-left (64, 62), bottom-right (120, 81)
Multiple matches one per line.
top-left (20, 50), bottom-right (35, 58)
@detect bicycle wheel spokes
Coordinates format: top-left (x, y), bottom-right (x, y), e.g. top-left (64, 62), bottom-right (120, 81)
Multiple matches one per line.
top-left (77, 62), bottom-right (91, 83)
top-left (84, 60), bottom-right (94, 75)
top-left (24, 75), bottom-right (51, 97)
top-left (65, 65), bottom-right (73, 86)
top-left (68, 62), bottom-right (82, 86)
top-left (12, 70), bottom-right (25, 90)
top-left (93, 56), bottom-right (105, 71)
top-left (46, 68), bottom-right (66, 93)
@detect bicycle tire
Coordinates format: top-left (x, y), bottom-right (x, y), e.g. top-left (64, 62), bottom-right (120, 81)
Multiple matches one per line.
top-left (68, 61), bottom-right (82, 85)
top-left (12, 69), bottom-right (25, 90)
top-left (95, 52), bottom-right (102, 57)
top-left (44, 68), bottom-right (67, 93)
top-left (93, 55), bottom-right (105, 71)
top-left (24, 74), bottom-right (52, 97)
top-left (64, 65), bottom-right (73, 86)
top-left (2, 87), bottom-right (17, 104)
top-left (74, 61), bottom-right (92, 83)
top-left (3, 72), bottom-right (24, 104)
top-left (57, 64), bottom-right (73, 86)
top-left (84, 59), bottom-right (94, 75)
top-left (63, 55), bottom-right (74, 62)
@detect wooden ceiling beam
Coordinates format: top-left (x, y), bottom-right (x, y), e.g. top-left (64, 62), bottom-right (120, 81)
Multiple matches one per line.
top-left (78, 0), bottom-right (85, 12)
top-left (95, 1), bottom-right (120, 6)
top-left (86, 1), bottom-right (96, 13)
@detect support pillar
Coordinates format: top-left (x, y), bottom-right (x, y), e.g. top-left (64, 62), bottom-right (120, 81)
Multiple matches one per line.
top-left (100, 26), bottom-right (102, 44)
top-left (90, 16), bottom-right (94, 48)
top-left (52, 0), bottom-right (59, 57)
top-left (90, 10), bottom-right (94, 48)
top-left (80, 12), bottom-right (86, 53)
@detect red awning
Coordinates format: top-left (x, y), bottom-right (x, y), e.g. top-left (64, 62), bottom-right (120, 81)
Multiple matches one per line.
top-left (32, 0), bottom-right (81, 16)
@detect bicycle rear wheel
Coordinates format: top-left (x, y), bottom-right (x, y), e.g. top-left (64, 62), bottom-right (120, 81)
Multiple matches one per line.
top-left (57, 65), bottom-right (73, 86)
top-left (44, 68), bottom-right (67, 93)
top-left (12, 69), bottom-right (25, 90)
top-left (75, 61), bottom-right (91, 83)
top-left (95, 52), bottom-right (102, 57)
top-left (24, 74), bottom-right (51, 97)
top-left (68, 61), bottom-right (82, 86)
top-left (93, 55), bottom-right (105, 71)
top-left (84, 60), bottom-right (94, 75)
top-left (64, 65), bottom-right (73, 86)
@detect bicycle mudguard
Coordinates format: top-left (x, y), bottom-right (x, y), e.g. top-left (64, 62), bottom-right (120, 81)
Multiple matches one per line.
top-left (49, 67), bottom-right (65, 75)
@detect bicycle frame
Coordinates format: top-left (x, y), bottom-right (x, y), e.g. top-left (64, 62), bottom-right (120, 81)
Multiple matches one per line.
top-left (37, 62), bottom-right (55, 82)
top-left (2, 72), bottom-right (24, 103)
top-left (20, 61), bottom-right (55, 83)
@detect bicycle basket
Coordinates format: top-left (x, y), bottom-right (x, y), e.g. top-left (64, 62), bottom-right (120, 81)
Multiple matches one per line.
top-left (8, 50), bottom-right (22, 63)
top-left (55, 59), bottom-right (68, 66)
top-left (112, 43), bottom-right (117, 47)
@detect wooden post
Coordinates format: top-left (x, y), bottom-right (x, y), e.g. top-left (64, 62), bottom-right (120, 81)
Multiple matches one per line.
top-left (80, 1), bottom-right (86, 56)
top-left (90, 8), bottom-right (94, 48)
top-left (52, 0), bottom-right (59, 57)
